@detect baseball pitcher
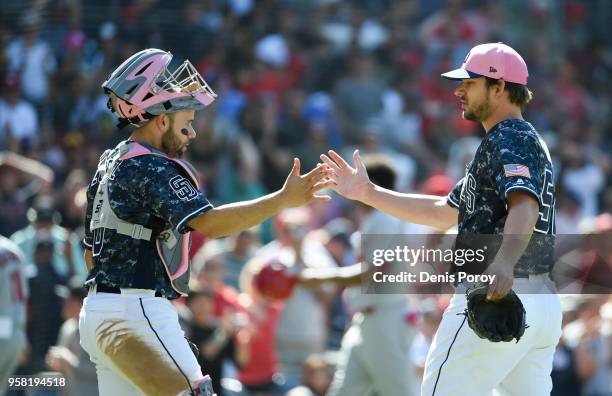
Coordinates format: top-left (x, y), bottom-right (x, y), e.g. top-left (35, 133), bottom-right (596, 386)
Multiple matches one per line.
top-left (321, 42), bottom-right (562, 395)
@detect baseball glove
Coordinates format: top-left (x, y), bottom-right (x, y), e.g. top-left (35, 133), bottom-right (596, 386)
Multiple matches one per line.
top-left (465, 285), bottom-right (528, 343)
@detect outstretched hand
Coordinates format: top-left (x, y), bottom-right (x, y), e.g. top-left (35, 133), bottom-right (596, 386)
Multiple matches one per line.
top-left (319, 150), bottom-right (372, 202)
top-left (280, 158), bottom-right (333, 208)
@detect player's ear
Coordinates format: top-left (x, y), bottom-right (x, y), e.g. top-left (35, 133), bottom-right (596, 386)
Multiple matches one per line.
top-left (496, 79), bottom-right (506, 98)
top-left (156, 115), bottom-right (169, 131)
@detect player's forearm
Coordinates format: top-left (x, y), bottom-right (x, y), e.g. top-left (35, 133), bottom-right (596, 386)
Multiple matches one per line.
top-left (84, 249), bottom-right (93, 272)
top-left (362, 184), bottom-right (458, 230)
top-left (189, 191), bottom-right (285, 238)
top-left (299, 263), bottom-right (363, 287)
top-left (491, 196), bottom-right (539, 271)
top-left (1, 152), bottom-right (54, 183)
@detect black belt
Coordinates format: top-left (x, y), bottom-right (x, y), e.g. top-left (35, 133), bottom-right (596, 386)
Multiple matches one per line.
top-left (96, 283), bottom-right (163, 297)
top-left (515, 272), bottom-right (549, 279)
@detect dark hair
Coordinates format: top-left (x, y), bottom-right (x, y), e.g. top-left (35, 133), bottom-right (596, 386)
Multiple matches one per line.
top-left (485, 77), bottom-right (533, 110)
top-left (364, 154), bottom-right (397, 190)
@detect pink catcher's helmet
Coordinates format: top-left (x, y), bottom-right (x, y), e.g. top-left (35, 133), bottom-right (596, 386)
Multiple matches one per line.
top-left (102, 48), bottom-right (217, 128)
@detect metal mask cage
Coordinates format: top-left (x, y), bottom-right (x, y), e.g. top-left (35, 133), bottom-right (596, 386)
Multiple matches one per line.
top-left (156, 60), bottom-right (217, 98)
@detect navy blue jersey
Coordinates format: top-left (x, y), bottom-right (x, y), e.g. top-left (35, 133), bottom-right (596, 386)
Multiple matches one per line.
top-left (446, 119), bottom-right (555, 276)
top-left (83, 141), bottom-right (212, 299)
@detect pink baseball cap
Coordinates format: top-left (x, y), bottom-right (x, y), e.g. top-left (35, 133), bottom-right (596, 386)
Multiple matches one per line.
top-left (441, 43), bottom-right (529, 85)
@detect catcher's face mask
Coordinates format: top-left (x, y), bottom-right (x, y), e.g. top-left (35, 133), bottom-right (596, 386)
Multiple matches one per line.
top-left (103, 48), bottom-right (216, 128)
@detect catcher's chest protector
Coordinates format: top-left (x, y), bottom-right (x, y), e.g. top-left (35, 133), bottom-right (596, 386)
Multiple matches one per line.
top-left (90, 141), bottom-right (198, 296)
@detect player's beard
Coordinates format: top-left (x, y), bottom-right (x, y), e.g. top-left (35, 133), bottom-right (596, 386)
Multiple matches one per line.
top-left (161, 121), bottom-right (188, 158)
top-left (463, 95), bottom-right (494, 122)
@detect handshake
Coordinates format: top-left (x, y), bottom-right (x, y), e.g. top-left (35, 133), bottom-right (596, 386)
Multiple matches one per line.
top-left (279, 149), bottom-right (372, 209)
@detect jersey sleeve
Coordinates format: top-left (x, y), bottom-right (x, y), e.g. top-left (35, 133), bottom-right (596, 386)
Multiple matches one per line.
top-left (489, 137), bottom-right (543, 207)
top-left (144, 158), bottom-right (213, 234)
top-left (446, 177), bottom-right (464, 209)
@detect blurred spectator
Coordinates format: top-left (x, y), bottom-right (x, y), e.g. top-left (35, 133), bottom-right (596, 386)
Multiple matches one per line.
top-left (255, 34), bottom-right (290, 70)
top-left (10, 196), bottom-right (86, 279)
top-left (551, 296), bottom-right (586, 396)
top-left (563, 296), bottom-right (612, 396)
top-left (418, 0), bottom-right (488, 73)
top-left (81, 21), bottom-right (118, 80)
top-left (221, 230), bottom-right (259, 291)
top-left (575, 214), bottom-right (612, 294)
top-left (185, 286), bottom-right (249, 396)
top-left (237, 257), bottom-right (284, 396)
top-left (57, 169), bottom-right (88, 233)
top-left (556, 190), bottom-right (584, 235)
top-left (333, 54), bottom-right (387, 143)
top-left (320, 218), bottom-right (355, 349)
top-left (0, 152), bottom-right (53, 237)
top-left (353, 126), bottom-right (417, 191)
top-left (0, 236), bottom-right (28, 396)
top-left (378, 84), bottom-right (433, 169)
top-left (193, 247), bottom-right (240, 319)
top-left (322, 218), bottom-right (355, 269)
top-left (0, 73), bottom-right (39, 152)
top-left (217, 136), bottom-right (268, 205)
top-left (552, 214), bottom-right (612, 294)
top-left (261, 208), bottom-right (337, 388)
top-left (560, 141), bottom-right (606, 218)
top-left (445, 135), bottom-right (480, 182)
top-left (286, 354), bottom-right (334, 396)
top-left (410, 298), bottom-right (444, 390)
top-left (303, 92), bottom-right (343, 149)
top-left (5, 11), bottom-right (57, 105)
top-left (45, 277), bottom-right (97, 396)
top-left (554, 190), bottom-right (585, 259)
top-left (24, 237), bottom-right (65, 373)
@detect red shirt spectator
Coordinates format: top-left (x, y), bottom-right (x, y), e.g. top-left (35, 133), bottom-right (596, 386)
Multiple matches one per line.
top-left (212, 283), bottom-right (240, 318)
top-left (237, 300), bottom-right (282, 387)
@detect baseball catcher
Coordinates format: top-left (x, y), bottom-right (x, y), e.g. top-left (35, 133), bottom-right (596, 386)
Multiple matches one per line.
top-left (79, 48), bottom-right (332, 396)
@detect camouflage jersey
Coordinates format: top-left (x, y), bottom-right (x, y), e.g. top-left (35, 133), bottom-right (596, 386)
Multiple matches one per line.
top-left (446, 119), bottom-right (555, 276)
top-left (83, 140), bottom-right (213, 299)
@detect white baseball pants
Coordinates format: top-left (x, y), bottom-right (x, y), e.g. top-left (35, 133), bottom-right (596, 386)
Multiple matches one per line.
top-left (79, 287), bottom-right (205, 396)
top-left (421, 276), bottom-right (562, 396)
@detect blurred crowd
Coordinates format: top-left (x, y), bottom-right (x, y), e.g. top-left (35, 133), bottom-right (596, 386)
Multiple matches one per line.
top-left (0, 0), bottom-right (611, 395)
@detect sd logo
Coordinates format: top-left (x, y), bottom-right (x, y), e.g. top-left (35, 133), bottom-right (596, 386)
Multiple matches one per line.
top-left (169, 175), bottom-right (198, 201)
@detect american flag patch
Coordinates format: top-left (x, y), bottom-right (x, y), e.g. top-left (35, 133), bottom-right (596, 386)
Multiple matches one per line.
top-left (504, 164), bottom-right (531, 178)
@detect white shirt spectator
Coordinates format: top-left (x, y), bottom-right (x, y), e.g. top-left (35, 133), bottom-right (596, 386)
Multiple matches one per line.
top-left (446, 136), bottom-right (481, 182)
top-left (346, 210), bottom-right (408, 312)
top-left (0, 99), bottom-right (39, 148)
top-left (380, 89), bottom-right (423, 149)
top-left (5, 38), bottom-right (57, 103)
top-left (276, 239), bottom-right (336, 350)
top-left (555, 208), bottom-right (582, 235)
top-left (563, 163), bottom-right (605, 218)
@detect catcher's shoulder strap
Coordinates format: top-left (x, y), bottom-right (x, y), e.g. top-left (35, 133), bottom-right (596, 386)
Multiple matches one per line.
top-left (89, 141), bottom-right (153, 240)
top-left (89, 141), bottom-right (199, 240)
